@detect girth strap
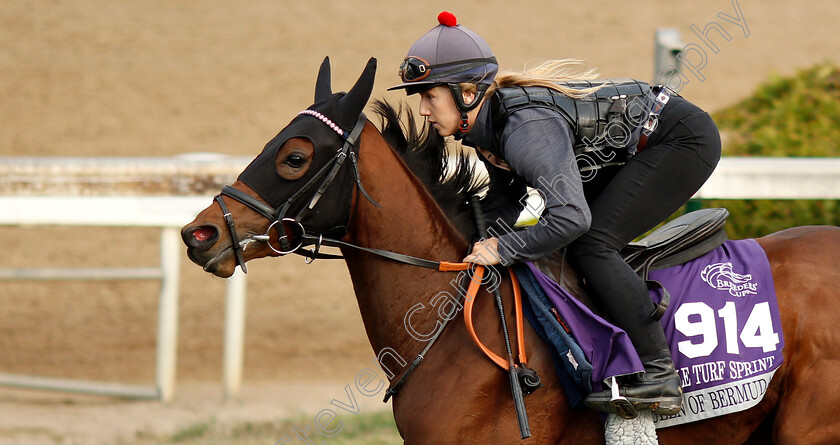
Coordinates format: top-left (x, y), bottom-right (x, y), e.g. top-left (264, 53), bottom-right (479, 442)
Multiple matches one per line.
top-left (647, 279), bottom-right (671, 321)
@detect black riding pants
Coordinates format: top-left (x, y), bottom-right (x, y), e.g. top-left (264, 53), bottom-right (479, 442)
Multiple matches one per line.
top-left (567, 96), bottom-right (721, 360)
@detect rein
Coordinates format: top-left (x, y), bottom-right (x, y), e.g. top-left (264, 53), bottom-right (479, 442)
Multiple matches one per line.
top-left (216, 109), bottom-right (534, 413)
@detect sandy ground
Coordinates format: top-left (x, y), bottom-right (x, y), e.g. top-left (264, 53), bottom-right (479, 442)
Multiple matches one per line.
top-left (1, 1), bottom-right (840, 443)
top-left (0, 381), bottom-right (388, 444)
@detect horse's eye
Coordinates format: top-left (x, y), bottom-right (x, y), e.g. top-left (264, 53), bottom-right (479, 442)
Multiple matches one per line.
top-left (285, 154), bottom-right (307, 168)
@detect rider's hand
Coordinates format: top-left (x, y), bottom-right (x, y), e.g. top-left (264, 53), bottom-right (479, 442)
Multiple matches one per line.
top-left (463, 238), bottom-right (502, 265)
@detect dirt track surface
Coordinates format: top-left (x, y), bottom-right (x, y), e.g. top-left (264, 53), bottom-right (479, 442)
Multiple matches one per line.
top-left (1, 1), bottom-right (839, 443)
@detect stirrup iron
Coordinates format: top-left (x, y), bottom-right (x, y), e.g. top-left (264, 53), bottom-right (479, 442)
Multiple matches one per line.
top-left (609, 376), bottom-right (639, 419)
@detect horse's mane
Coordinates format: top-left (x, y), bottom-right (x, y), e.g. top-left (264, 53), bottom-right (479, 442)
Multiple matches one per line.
top-left (370, 100), bottom-right (487, 240)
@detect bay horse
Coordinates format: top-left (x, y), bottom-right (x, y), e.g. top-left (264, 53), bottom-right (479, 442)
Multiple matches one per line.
top-left (181, 57), bottom-right (840, 444)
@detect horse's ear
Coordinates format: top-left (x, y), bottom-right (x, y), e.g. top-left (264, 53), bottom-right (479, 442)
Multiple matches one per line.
top-left (314, 56), bottom-right (332, 103)
top-left (338, 57), bottom-right (377, 121)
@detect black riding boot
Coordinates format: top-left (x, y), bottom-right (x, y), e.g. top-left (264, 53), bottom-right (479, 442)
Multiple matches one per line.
top-left (584, 325), bottom-right (683, 416)
top-left (569, 236), bottom-right (684, 416)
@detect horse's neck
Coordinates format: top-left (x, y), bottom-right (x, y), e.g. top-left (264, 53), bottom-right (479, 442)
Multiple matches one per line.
top-left (341, 125), bottom-right (470, 358)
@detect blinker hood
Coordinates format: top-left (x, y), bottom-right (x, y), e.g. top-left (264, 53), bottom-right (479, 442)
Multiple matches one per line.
top-left (236, 57), bottom-right (377, 235)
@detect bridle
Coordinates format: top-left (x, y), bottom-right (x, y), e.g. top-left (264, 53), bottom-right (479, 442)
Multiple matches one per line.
top-left (211, 108), bottom-right (539, 432)
top-left (213, 107), bottom-right (470, 273)
top-left (214, 110), bottom-right (377, 273)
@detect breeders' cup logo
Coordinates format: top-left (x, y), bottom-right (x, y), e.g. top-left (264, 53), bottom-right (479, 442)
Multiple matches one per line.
top-left (700, 262), bottom-right (758, 297)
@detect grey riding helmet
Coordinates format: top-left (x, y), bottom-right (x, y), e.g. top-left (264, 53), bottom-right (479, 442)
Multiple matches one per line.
top-left (389, 11), bottom-right (498, 132)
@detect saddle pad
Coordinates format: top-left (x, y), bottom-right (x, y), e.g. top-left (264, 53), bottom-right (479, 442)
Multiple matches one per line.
top-left (518, 263), bottom-right (644, 394)
top-left (518, 239), bottom-right (782, 427)
top-left (647, 238), bottom-right (784, 428)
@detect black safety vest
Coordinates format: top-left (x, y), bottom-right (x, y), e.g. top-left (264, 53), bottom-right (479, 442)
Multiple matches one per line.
top-left (489, 78), bottom-right (654, 156)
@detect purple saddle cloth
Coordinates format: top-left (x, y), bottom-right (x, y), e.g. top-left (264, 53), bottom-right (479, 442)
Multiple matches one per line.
top-left (518, 239), bottom-right (783, 427)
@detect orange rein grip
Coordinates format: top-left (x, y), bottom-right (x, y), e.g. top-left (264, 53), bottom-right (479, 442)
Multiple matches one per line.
top-left (461, 265), bottom-right (529, 371)
top-left (463, 266), bottom-right (509, 369)
top-left (438, 261), bottom-right (471, 271)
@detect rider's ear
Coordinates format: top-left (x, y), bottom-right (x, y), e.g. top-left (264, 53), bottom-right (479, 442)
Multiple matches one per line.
top-left (314, 56), bottom-right (332, 103)
top-left (337, 57), bottom-right (377, 125)
top-left (462, 90), bottom-right (477, 106)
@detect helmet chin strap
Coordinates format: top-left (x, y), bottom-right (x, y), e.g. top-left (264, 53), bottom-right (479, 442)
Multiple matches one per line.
top-left (448, 83), bottom-right (489, 140)
top-left (456, 111), bottom-right (470, 139)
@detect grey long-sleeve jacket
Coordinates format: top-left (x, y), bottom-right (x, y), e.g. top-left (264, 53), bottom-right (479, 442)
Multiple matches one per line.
top-left (463, 102), bottom-right (592, 265)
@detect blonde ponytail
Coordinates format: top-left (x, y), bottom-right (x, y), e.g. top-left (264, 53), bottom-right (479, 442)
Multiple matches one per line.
top-left (488, 59), bottom-right (603, 98)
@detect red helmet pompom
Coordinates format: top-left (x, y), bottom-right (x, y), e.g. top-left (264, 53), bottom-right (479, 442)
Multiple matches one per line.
top-left (438, 11), bottom-right (457, 27)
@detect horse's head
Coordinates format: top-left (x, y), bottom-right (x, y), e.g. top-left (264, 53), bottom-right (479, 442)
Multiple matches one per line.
top-left (182, 57), bottom-right (377, 277)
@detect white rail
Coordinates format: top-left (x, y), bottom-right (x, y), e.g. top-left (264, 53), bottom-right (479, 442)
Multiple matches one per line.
top-left (695, 157), bottom-right (840, 199)
top-left (0, 197), bottom-right (210, 402)
top-left (0, 155), bottom-right (838, 402)
top-left (0, 154), bottom-right (250, 402)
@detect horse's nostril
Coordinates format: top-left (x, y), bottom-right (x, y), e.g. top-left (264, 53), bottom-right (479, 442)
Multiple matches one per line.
top-left (184, 225), bottom-right (218, 247)
top-left (193, 227), bottom-right (215, 242)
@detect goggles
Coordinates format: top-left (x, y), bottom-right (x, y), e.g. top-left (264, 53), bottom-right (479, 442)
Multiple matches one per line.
top-left (398, 56), bottom-right (499, 83)
top-left (398, 57), bottom-right (434, 82)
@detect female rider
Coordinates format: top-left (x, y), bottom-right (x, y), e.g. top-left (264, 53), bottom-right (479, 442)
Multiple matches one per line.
top-left (388, 12), bottom-right (721, 416)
